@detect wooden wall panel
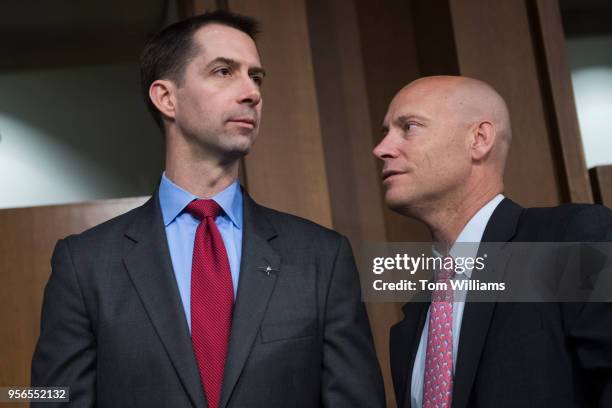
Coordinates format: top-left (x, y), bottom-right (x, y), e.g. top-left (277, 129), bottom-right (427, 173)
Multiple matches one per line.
top-left (0, 197), bottom-right (147, 407)
top-left (306, 0), bottom-right (386, 250)
top-left (448, 0), bottom-right (564, 207)
top-left (410, 0), bottom-right (460, 76)
top-left (590, 166), bottom-right (612, 208)
top-left (531, 0), bottom-right (593, 203)
top-left (228, 0), bottom-right (333, 229)
top-left (305, 1), bottom-right (403, 405)
top-left (353, 0), bottom-right (432, 243)
top-left (177, 0), bottom-right (218, 17)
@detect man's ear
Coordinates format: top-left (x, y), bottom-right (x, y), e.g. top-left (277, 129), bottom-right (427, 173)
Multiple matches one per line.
top-left (149, 79), bottom-right (177, 121)
top-left (471, 121), bottom-right (496, 161)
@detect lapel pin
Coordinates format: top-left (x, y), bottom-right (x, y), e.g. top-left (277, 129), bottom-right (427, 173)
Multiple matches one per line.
top-left (257, 265), bottom-right (279, 276)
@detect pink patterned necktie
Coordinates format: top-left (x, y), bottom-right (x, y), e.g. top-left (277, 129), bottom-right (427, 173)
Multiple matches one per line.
top-left (186, 199), bottom-right (234, 408)
top-left (423, 257), bottom-right (455, 408)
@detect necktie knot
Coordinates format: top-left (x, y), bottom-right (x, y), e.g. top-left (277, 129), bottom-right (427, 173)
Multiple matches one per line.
top-left (186, 199), bottom-right (222, 220)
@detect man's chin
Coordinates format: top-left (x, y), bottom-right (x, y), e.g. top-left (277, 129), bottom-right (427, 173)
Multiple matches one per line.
top-left (218, 131), bottom-right (255, 152)
top-left (225, 130), bottom-right (256, 148)
top-left (218, 146), bottom-right (251, 164)
top-left (384, 190), bottom-right (417, 215)
top-left (385, 196), bottom-right (407, 212)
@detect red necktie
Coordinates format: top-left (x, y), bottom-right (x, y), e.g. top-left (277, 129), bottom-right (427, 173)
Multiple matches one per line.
top-left (186, 199), bottom-right (234, 408)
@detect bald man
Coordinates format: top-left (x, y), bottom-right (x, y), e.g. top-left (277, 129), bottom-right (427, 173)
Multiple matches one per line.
top-left (375, 76), bottom-right (612, 408)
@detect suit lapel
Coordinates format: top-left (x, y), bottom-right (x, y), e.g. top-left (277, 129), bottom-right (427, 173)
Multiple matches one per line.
top-left (123, 194), bottom-right (207, 408)
top-left (219, 193), bottom-right (280, 408)
top-left (391, 298), bottom-right (430, 408)
top-left (451, 198), bottom-right (523, 408)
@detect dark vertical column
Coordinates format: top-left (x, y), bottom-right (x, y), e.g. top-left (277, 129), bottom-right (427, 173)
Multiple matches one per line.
top-left (590, 166), bottom-right (612, 207)
top-left (530, 0), bottom-right (593, 203)
top-left (305, 1), bottom-right (403, 405)
top-left (353, 0), bottom-right (432, 243)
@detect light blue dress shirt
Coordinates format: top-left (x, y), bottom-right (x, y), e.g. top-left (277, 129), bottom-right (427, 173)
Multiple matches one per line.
top-left (410, 194), bottom-right (504, 408)
top-left (158, 172), bottom-right (243, 332)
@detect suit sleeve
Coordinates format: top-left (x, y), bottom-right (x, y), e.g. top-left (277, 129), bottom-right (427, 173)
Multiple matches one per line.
top-left (567, 302), bottom-right (612, 407)
top-left (320, 236), bottom-right (386, 407)
top-left (31, 239), bottom-right (96, 407)
top-left (565, 205), bottom-right (612, 407)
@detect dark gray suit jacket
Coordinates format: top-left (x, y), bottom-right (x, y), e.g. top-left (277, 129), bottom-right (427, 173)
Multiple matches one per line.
top-left (32, 190), bottom-right (385, 407)
top-left (390, 198), bottom-right (612, 408)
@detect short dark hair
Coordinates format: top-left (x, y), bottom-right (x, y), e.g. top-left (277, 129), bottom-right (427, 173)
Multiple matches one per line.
top-left (140, 10), bottom-right (260, 128)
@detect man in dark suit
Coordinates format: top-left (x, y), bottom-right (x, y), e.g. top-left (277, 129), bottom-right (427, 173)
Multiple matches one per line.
top-left (373, 75), bottom-right (612, 407)
top-left (31, 11), bottom-right (385, 408)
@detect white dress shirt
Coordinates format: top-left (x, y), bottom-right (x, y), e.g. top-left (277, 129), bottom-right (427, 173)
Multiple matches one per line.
top-left (410, 194), bottom-right (505, 408)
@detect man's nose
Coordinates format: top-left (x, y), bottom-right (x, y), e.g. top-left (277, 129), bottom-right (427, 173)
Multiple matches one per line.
top-left (373, 135), bottom-right (397, 160)
top-left (238, 75), bottom-right (261, 107)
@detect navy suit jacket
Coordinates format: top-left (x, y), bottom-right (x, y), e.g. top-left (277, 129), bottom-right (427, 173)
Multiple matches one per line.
top-left (390, 198), bottom-right (612, 408)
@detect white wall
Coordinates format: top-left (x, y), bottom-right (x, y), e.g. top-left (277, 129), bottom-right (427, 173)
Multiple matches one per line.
top-left (0, 63), bottom-right (164, 209)
top-left (566, 35), bottom-right (612, 169)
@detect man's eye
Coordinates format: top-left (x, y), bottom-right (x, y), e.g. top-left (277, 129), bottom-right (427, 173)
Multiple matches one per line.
top-left (403, 122), bottom-right (420, 132)
top-left (251, 75), bottom-right (263, 85)
top-left (215, 67), bottom-right (231, 76)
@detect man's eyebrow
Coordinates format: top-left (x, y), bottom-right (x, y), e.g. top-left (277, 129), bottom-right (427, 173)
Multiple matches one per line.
top-left (394, 114), bottom-right (429, 126)
top-left (205, 57), bottom-right (240, 70)
top-left (249, 66), bottom-right (266, 78)
top-left (205, 57), bottom-right (266, 77)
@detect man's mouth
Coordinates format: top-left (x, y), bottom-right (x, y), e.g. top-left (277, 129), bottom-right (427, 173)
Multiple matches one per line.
top-left (382, 169), bottom-right (405, 182)
top-left (228, 117), bottom-right (256, 128)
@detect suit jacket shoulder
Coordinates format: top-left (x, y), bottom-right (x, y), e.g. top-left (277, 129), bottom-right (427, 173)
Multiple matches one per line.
top-left (515, 201), bottom-right (612, 242)
top-left (251, 200), bottom-right (345, 253)
top-left (60, 197), bottom-right (149, 251)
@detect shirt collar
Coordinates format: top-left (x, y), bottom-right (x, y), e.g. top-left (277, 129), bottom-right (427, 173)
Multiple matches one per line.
top-left (158, 172), bottom-right (243, 229)
top-left (447, 194), bottom-right (505, 278)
